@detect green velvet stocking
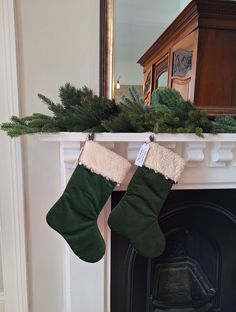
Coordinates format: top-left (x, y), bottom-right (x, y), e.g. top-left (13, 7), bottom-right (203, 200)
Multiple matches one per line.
top-left (47, 164), bottom-right (116, 263)
top-left (108, 166), bottom-right (173, 258)
top-left (108, 142), bottom-right (185, 259)
top-left (46, 141), bottom-right (131, 263)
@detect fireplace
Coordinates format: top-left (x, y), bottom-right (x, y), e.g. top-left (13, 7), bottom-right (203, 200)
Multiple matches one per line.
top-left (41, 132), bottom-right (236, 312)
top-left (111, 189), bottom-right (236, 312)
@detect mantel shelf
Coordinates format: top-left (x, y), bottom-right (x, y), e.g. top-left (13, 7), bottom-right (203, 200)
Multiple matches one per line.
top-left (39, 132), bottom-right (236, 142)
top-left (40, 132), bottom-right (236, 190)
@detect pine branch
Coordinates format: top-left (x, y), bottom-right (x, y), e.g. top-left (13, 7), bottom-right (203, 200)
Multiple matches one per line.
top-left (59, 83), bottom-right (82, 108)
top-left (1, 84), bottom-right (236, 138)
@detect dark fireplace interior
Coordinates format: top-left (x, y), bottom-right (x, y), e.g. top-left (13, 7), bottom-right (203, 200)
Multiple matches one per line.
top-left (111, 189), bottom-right (236, 312)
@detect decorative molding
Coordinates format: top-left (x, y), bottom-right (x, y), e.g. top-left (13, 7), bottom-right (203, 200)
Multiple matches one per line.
top-left (183, 142), bottom-right (206, 167)
top-left (40, 132), bottom-right (236, 143)
top-left (155, 58), bottom-right (168, 88)
top-left (144, 71), bottom-right (151, 97)
top-left (59, 143), bottom-right (74, 312)
top-left (155, 58), bottom-right (168, 79)
top-left (41, 132), bottom-right (236, 191)
top-left (138, 0), bottom-right (236, 67)
top-left (210, 142), bottom-right (236, 167)
top-left (196, 0), bottom-right (236, 18)
top-left (173, 49), bottom-right (192, 77)
top-left (0, 0), bottom-right (28, 311)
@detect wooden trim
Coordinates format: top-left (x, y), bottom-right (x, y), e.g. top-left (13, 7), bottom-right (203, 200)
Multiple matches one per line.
top-left (40, 132), bottom-right (236, 143)
top-left (200, 107), bottom-right (236, 116)
top-left (138, 1), bottom-right (198, 66)
top-left (155, 57), bottom-right (168, 77)
top-left (99, 0), bottom-right (107, 97)
top-left (190, 29), bottom-right (198, 103)
top-left (171, 77), bottom-right (191, 85)
top-left (154, 56), bottom-right (168, 89)
top-left (138, 0), bottom-right (236, 67)
top-left (99, 0), bottom-right (114, 98)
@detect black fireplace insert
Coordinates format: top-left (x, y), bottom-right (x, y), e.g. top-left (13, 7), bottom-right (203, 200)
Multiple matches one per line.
top-left (111, 189), bottom-right (236, 312)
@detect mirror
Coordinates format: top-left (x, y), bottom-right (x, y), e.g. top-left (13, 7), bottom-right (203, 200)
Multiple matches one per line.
top-left (100, 0), bottom-right (191, 99)
top-left (157, 71), bottom-right (168, 88)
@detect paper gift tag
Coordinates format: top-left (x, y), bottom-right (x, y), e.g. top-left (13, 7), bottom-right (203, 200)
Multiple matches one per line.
top-left (135, 143), bottom-right (150, 167)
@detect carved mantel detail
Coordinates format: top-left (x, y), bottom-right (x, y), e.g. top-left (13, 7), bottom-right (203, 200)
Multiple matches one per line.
top-left (41, 133), bottom-right (236, 190)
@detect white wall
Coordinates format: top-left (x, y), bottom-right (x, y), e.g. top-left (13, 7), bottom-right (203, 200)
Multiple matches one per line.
top-left (180, 0), bottom-right (191, 11)
top-left (15, 0), bottom-right (99, 311)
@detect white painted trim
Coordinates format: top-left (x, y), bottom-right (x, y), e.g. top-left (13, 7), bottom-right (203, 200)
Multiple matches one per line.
top-left (41, 134), bottom-right (236, 312)
top-left (41, 133), bottom-right (236, 191)
top-left (103, 198), bottom-right (111, 312)
top-left (60, 142), bottom-right (72, 312)
top-left (40, 132), bottom-right (236, 142)
top-left (0, 292), bottom-right (5, 302)
top-left (0, 0), bottom-right (28, 311)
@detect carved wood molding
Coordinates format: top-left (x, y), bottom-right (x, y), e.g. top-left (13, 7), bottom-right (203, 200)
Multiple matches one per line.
top-left (155, 58), bottom-right (168, 78)
top-left (155, 57), bottom-right (168, 88)
top-left (173, 50), bottom-right (192, 77)
top-left (138, 0), bottom-right (236, 67)
top-left (144, 71), bottom-right (151, 97)
top-left (171, 77), bottom-right (191, 85)
top-left (196, 0), bottom-right (236, 17)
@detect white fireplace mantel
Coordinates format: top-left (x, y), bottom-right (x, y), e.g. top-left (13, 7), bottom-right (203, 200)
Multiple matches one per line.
top-left (40, 132), bottom-right (236, 312)
top-left (41, 132), bottom-right (236, 189)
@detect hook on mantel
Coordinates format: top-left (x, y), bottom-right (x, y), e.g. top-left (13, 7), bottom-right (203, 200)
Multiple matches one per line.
top-left (87, 133), bottom-right (95, 141)
top-left (149, 134), bottom-right (155, 142)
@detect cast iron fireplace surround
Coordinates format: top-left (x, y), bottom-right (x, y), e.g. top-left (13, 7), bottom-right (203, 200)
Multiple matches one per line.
top-left (111, 189), bottom-right (236, 312)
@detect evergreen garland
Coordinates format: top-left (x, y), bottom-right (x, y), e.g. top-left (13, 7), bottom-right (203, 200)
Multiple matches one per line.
top-left (1, 83), bottom-right (236, 137)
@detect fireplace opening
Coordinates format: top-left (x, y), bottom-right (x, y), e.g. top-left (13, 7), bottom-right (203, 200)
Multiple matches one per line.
top-left (111, 189), bottom-right (236, 312)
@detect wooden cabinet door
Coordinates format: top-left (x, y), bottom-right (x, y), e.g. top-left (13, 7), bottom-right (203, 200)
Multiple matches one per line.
top-left (169, 30), bottom-right (198, 101)
top-left (154, 56), bottom-right (169, 90)
top-left (143, 65), bottom-right (153, 105)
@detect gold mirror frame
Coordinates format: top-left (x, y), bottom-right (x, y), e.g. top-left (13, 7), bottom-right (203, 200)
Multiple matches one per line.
top-left (100, 0), bottom-right (114, 98)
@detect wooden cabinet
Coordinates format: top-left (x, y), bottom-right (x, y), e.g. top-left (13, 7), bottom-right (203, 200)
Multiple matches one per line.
top-left (138, 0), bottom-right (236, 115)
top-left (169, 31), bottom-right (198, 102)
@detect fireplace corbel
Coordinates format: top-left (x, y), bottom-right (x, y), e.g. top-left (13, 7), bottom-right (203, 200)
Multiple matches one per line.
top-left (40, 132), bottom-right (236, 312)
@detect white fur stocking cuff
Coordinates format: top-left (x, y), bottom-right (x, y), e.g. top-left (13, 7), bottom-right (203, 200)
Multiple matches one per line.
top-left (144, 142), bottom-right (185, 183)
top-left (79, 141), bottom-right (131, 184)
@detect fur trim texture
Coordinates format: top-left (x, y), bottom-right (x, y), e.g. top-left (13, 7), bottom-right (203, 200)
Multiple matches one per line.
top-left (79, 141), bottom-right (131, 184)
top-left (144, 143), bottom-right (185, 182)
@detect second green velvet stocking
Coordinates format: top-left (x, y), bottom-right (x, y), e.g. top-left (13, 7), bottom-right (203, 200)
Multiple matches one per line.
top-left (108, 142), bottom-right (185, 259)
